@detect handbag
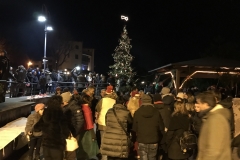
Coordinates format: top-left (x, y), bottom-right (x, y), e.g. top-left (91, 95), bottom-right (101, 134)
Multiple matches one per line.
top-left (113, 109), bottom-right (133, 148)
top-left (66, 135), bottom-right (79, 151)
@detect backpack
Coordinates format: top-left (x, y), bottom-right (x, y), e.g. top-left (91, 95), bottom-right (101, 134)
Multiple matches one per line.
top-left (179, 130), bottom-right (198, 153)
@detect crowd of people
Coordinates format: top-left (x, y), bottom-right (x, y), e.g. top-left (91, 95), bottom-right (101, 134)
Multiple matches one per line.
top-left (24, 82), bottom-right (239, 160)
top-left (6, 65), bottom-right (112, 97)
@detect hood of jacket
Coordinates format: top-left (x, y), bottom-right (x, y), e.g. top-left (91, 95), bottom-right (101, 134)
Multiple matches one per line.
top-left (210, 104), bottom-right (231, 120)
top-left (162, 95), bottom-right (174, 105)
top-left (140, 104), bottom-right (155, 118)
top-left (219, 97), bottom-right (233, 109)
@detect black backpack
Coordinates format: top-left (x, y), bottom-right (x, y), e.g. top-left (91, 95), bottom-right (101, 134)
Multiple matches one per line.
top-left (179, 130), bottom-right (198, 153)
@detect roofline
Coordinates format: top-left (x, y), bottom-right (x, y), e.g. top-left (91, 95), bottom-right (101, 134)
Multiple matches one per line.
top-left (148, 63), bottom-right (172, 72)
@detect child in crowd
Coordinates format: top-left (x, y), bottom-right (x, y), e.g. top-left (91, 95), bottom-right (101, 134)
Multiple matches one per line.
top-left (25, 103), bottom-right (45, 160)
top-left (55, 87), bottom-right (61, 96)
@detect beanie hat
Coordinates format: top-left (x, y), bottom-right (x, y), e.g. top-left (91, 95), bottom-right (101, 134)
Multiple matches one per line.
top-left (153, 93), bottom-right (162, 102)
top-left (161, 87), bottom-right (170, 95)
top-left (35, 103), bottom-right (45, 112)
top-left (106, 85), bottom-right (113, 94)
top-left (141, 94), bottom-right (153, 104)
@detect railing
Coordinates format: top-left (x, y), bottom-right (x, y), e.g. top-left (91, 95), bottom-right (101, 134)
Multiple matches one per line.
top-left (0, 80), bottom-right (108, 98)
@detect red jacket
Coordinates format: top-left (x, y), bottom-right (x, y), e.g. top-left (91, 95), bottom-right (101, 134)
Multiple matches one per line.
top-left (82, 104), bottom-right (94, 130)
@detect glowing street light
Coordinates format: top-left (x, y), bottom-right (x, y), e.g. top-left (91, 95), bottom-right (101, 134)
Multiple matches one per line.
top-left (27, 61), bottom-right (32, 68)
top-left (38, 16), bottom-right (46, 22)
top-left (38, 15), bottom-right (53, 75)
top-left (46, 26), bottom-right (53, 31)
top-left (76, 66), bottom-right (80, 70)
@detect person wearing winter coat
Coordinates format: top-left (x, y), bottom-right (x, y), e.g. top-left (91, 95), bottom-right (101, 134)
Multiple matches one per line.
top-left (63, 94), bottom-right (85, 160)
top-left (191, 105), bottom-right (202, 136)
top-left (61, 87), bottom-right (72, 104)
top-left (101, 96), bottom-right (133, 160)
top-left (127, 91), bottom-right (141, 117)
top-left (126, 91), bottom-right (142, 159)
top-left (76, 93), bottom-right (99, 160)
top-left (211, 90), bottom-right (235, 138)
top-left (39, 72), bottom-right (47, 95)
top-left (95, 85), bottom-right (117, 135)
top-left (160, 88), bottom-right (175, 113)
top-left (133, 94), bottom-right (165, 160)
top-left (195, 91), bottom-right (231, 160)
top-left (25, 103), bottom-right (45, 160)
top-left (166, 101), bottom-right (191, 160)
top-left (153, 93), bottom-right (171, 160)
top-left (34, 95), bottom-right (70, 160)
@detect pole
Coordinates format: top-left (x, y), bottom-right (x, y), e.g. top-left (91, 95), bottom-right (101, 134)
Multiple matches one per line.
top-left (44, 24), bottom-right (47, 75)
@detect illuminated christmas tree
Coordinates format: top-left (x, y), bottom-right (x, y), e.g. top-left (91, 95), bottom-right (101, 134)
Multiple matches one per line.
top-left (109, 25), bottom-right (136, 81)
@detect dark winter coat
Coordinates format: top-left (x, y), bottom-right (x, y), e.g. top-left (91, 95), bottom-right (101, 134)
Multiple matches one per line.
top-left (32, 75), bottom-right (39, 83)
top-left (101, 104), bottom-right (132, 158)
top-left (34, 106), bottom-right (70, 151)
top-left (16, 68), bottom-right (27, 83)
top-left (162, 95), bottom-right (175, 113)
top-left (63, 98), bottom-right (85, 137)
top-left (166, 113), bottom-right (190, 159)
top-left (132, 103), bottom-right (164, 144)
top-left (191, 112), bottom-right (202, 136)
top-left (39, 75), bottom-right (46, 86)
top-left (154, 103), bottom-right (171, 129)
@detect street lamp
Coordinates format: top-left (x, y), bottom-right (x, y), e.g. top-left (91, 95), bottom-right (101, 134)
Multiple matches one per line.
top-left (71, 66), bottom-right (81, 72)
top-left (76, 66), bottom-right (80, 70)
top-left (27, 61), bottom-right (32, 68)
top-left (38, 15), bottom-right (53, 75)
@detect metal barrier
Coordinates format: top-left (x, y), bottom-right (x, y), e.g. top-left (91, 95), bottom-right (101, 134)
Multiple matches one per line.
top-left (3, 80), bottom-right (108, 98)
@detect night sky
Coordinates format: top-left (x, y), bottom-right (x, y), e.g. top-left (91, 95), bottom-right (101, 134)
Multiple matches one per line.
top-left (1, 0), bottom-right (240, 77)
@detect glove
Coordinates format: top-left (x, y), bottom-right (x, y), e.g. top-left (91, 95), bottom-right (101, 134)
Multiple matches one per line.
top-left (90, 129), bottom-right (96, 141)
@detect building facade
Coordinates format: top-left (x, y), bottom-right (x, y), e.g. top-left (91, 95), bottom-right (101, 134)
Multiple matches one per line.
top-left (31, 41), bottom-right (94, 72)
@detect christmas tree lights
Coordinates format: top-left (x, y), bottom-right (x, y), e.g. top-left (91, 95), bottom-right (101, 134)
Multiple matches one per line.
top-left (109, 25), bottom-right (136, 81)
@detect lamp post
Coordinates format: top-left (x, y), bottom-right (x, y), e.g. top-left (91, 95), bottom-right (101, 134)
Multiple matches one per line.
top-left (38, 15), bottom-right (53, 75)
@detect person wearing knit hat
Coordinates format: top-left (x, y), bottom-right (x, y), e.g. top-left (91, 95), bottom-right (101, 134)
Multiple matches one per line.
top-left (132, 94), bottom-right (165, 160)
top-left (160, 87), bottom-right (175, 112)
top-left (35, 103), bottom-right (45, 112)
top-left (55, 87), bottom-right (61, 96)
top-left (153, 93), bottom-right (171, 159)
top-left (106, 85), bottom-right (113, 94)
top-left (95, 85), bottom-right (117, 160)
top-left (161, 87), bottom-right (170, 95)
top-left (61, 87), bottom-right (72, 104)
top-left (127, 91), bottom-right (141, 116)
top-left (141, 94), bottom-right (153, 104)
top-left (153, 93), bottom-right (162, 104)
top-left (25, 103), bottom-right (45, 160)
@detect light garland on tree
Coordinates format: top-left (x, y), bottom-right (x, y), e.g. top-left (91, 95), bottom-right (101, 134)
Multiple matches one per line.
top-left (109, 17), bottom-right (136, 81)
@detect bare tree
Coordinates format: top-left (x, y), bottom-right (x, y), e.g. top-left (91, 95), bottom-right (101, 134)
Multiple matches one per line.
top-left (48, 29), bottom-right (73, 70)
top-left (51, 40), bottom-right (72, 70)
